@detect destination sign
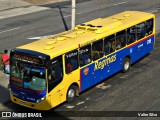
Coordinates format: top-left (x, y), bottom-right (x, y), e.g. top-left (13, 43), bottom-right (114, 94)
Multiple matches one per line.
top-left (12, 53), bottom-right (43, 64)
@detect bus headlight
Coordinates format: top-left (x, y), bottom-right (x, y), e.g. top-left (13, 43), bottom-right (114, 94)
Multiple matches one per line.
top-left (36, 97), bottom-right (46, 103)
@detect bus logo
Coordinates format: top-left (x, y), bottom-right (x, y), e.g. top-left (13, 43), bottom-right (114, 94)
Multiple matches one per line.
top-left (84, 68), bottom-right (89, 75)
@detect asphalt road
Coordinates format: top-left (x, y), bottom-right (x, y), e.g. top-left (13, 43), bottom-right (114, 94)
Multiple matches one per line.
top-left (0, 0), bottom-right (160, 50)
top-left (0, 0), bottom-right (160, 119)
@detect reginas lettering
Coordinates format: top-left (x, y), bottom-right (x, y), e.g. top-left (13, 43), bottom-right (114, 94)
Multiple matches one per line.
top-left (94, 54), bottom-right (116, 71)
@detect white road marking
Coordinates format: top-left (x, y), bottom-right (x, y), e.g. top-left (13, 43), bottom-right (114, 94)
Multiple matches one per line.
top-left (28, 35), bottom-right (52, 40)
top-left (113, 1), bottom-right (127, 6)
top-left (133, 69), bottom-right (143, 73)
top-left (27, 1), bottom-right (128, 40)
top-left (64, 12), bottom-right (82, 18)
top-left (96, 83), bottom-right (105, 88)
top-left (96, 83), bottom-right (111, 89)
top-left (86, 98), bottom-right (90, 101)
top-left (76, 101), bottom-right (85, 105)
top-left (0, 27), bottom-right (21, 34)
top-left (64, 12), bottom-right (84, 18)
top-left (105, 85), bottom-right (111, 89)
top-left (63, 1), bottom-right (127, 18)
top-left (64, 14), bottom-right (71, 18)
top-left (66, 105), bottom-right (75, 109)
top-left (76, 12), bottom-right (84, 15)
top-left (120, 74), bottom-right (129, 78)
top-left (79, 106), bottom-right (87, 111)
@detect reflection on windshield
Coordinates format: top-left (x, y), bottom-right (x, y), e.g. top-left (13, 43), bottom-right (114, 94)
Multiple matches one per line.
top-left (10, 61), bottom-right (46, 91)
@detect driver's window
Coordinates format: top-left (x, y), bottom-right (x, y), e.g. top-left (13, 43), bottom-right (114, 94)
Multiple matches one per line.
top-left (48, 56), bottom-right (63, 92)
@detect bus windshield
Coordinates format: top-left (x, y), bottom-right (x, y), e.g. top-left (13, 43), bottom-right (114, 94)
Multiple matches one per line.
top-left (10, 61), bottom-right (46, 91)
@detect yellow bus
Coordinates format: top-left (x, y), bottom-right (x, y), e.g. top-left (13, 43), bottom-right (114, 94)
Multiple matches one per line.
top-left (9, 11), bottom-right (155, 110)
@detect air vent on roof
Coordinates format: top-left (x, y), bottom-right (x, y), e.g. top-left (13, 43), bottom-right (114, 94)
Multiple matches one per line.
top-left (62, 34), bottom-right (77, 39)
top-left (44, 45), bottom-right (55, 50)
top-left (76, 26), bottom-right (86, 30)
top-left (112, 14), bottom-right (131, 20)
top-left (47, 41), bottom-right (57, 45)
top-left (97, 26), bottom-right (102, 28)
top-left (76, 30), bottom-right (85, 34)
top-left (87, 28), bottom-right (97, 31)
top-left (87, 24), bottom-right (96, 27)
top-left (75, 24), bottom-right (101, 32)
top-left (124, 14), bottom-right (131, 17)
top-left (56, 37), bottom-right (66, 41)
top-left (95, 21), bottom-right (122, 34)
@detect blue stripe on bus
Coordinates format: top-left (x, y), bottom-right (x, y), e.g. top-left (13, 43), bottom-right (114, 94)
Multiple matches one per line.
top-left (80, 35), bottom-right (154, 91)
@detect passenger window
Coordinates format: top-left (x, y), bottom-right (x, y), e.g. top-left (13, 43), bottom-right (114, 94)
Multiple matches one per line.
top-left (116, 30), bottom-right (126, 50)
top-left (79, 45), bottom-right (92, 67)
top-left (92, 40), bottom-right (103, 61)
top-left (145, 19), bottom-right (153, 36)
top-left (127, 26), bottom-right (136, 45)
top-left (104, 34), bottom-right (115, 55)
top-left (48, 56), bottom-right (63, 92)
top-left (65, 50), bottom-right (78, 74)
top-left (136, 22), bottom-right (145, 40)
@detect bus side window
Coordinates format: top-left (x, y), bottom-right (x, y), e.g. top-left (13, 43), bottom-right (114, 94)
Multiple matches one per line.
top-left (127, 26), bottom-right (136, 45)
top-left (136, 22), bottom-right (145, 40)
top-left (48, 56), bottom-right (63, 92)
top-left (92, 39), bottom-right (103, 61)
top-left (145, 18), bottom-right (153, 36)
top-left (79, 45), bottom-right (92, 67)
top-left (65, 50), bottom-right (78, 74)
top-left (116, 30), bottom-right (126, 50)
top-left (104, 34), bottom-right (115, 55)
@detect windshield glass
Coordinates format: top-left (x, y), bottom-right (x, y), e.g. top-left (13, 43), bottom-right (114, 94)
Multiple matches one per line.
top-left (10, 61), bottom-right (46, 91)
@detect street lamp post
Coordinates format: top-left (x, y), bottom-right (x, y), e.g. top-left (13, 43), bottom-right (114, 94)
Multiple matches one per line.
top-left (71, 0), bottom-right (76, 29)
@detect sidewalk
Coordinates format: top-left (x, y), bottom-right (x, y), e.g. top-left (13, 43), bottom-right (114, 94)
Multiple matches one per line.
top-left (0, 0), bottom-right (68, 11)
top-left (0, 0), bottom-right (69, 20)
top-left (0, 71), bottom-right (10, 103)
top-left (0, 0), bottom-right (50, 20)
top-left (0, 0), bottom-right (31, 11)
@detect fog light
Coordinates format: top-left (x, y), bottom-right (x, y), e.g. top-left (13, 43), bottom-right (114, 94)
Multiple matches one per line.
top-left (36, 97), bottom-right (46, 103)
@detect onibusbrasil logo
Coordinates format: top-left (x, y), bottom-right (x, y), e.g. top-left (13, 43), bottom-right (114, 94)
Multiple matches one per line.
top-left (1, 112), bottom-right (42, 118)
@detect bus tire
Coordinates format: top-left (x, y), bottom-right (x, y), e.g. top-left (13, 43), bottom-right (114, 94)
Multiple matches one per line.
top-left (66, 85), bottom-right (76, 103)
top-left (122, 57), bottom-right (130, 73)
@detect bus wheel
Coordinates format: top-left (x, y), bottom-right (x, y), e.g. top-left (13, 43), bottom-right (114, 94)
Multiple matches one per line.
top-left (122, 57), bottom-right (130, 73)
top-left (67, 85), bottom-right (76, 103)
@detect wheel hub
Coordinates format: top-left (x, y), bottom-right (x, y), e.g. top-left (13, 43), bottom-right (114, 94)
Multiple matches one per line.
top-left (68, 89), bottom-right (75, 98)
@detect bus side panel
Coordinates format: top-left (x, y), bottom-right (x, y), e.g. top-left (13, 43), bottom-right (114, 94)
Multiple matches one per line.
top-left (114, 49), bottom-right (129, 72)
top-left (80, 64), bottom-right (95, 91)
top-left (80, 35), bottom-right (154, 92)
top-left (128, 44), bottom-right (141, 64)
top-left (80, 54), bottom-right (117, 91)
top-left (80, 62), bottom-right (109, 92)
top-left (100, 54), bottom-right (117, 80)
top-left (141, 35), bottom-right (155, 56)
top-left (128, 35), bottom-right (154, 64)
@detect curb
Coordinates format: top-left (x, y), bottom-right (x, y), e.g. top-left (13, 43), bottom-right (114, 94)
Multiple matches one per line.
top-left (0, 5), bottom-right (32, 12)
top-left (0, 0), bottom-right (69, 12)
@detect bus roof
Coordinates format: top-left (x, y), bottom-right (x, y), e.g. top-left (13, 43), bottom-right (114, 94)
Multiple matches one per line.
top-left (17, 11), bottom-right (155, 59)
